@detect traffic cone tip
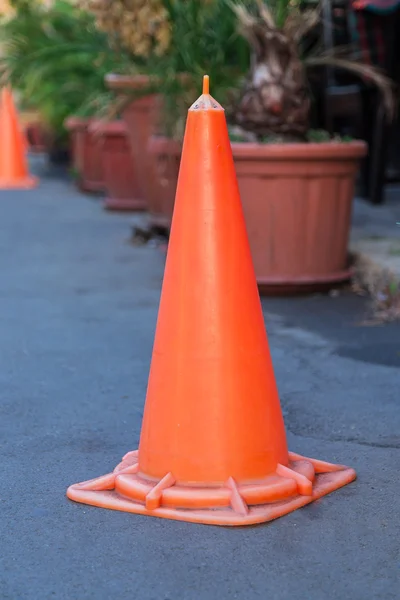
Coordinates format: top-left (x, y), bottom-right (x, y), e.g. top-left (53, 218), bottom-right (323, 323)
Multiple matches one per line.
top-left (189, 74), bottom-right (223, 112)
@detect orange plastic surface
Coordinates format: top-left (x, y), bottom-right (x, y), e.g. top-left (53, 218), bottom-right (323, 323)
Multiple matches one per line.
top-left (0, 88), bottom-right (38, 189)
top-left (67, 76), bottom-right (356, 526)
top-left (138, 75), bottom-right (288, 483)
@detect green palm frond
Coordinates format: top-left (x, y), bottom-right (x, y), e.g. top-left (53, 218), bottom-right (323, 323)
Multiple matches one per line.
top-left (0, 0), bottom-right (131, 138)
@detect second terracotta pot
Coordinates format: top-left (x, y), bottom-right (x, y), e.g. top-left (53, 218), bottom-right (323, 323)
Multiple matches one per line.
top-left (233, 141), bottom-right (367, 293)
top-left (92, 120), bottom-right (145, 212)
top-left (148, 136), bottom-right (367, 293)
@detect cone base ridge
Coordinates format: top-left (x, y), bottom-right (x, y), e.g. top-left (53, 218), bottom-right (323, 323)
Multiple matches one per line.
top-left (67, 450), bottom-right (356, 527)
top-left (0, 176), bottom-right (38, 190)
top-left (104, 197), bottom-right (146, 212)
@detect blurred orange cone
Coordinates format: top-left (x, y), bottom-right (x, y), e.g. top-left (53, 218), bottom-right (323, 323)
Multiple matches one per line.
top-left (0, 87), bottom-right (38, 189)
top-left (67, 76), bottom-right (356, 526)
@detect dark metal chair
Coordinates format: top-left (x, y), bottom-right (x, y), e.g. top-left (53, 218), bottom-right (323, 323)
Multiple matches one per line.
top-left (320, 0), bottom-right (400, 204)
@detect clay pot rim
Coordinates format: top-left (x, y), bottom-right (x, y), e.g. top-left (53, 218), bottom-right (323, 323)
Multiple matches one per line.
top-left (88, 120), bottom-right (127, 136)
top-left (65, 116), bottom-right (106, 132)
top-left (148, 134), bottom-right (367, 160)
top-left (105, 73), bottom-right (154, 91)
top-left (105, 72), bottom-right (192, 92)
top-left (230, 140), bottom-right (368, 160)
top-left (65, 116), bottom-right (90, 131)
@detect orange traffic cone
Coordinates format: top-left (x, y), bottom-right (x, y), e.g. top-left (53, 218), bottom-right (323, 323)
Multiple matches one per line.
top-left (0, 87), bottom-right (38, 189)
top-left (67, 76), bottom-right (356, 526)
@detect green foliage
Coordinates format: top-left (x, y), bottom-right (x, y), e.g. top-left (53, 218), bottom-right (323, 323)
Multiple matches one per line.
top-left (228, 130), bottom-right (250, 142)
top-left (306, 130), bottom-right (354, 143)
top-left (234, 0), bottom-right (300, 29)
top-left (0, 1), bottom-right (131, 141)
top-left (306, 129), bottom-right (337, 143)
top-left (141, 0), bottom-right (251, 138)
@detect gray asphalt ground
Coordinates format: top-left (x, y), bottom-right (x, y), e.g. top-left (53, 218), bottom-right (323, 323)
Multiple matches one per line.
top-left (1, 158), bottom-right (399, 600)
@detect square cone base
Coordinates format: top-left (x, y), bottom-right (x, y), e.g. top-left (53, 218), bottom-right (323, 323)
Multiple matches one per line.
top-left (67, 451), bottom-right (356, 527)
top-left (0, 176), bottom-right (38, 189)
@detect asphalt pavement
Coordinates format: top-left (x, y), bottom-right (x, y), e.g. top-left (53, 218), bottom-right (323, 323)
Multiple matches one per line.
top-left (1, 158), bottom-right (399, 600)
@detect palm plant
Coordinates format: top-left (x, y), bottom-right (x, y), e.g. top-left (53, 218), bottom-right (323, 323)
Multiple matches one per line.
top-left (82, 0), bottom-right (251, 138)
top-left (0, 0), bottom-right (131, 142)
top-left (83, 0), bottom-right (393, 142)
top-left (230, 0), bottom-right (394, 141)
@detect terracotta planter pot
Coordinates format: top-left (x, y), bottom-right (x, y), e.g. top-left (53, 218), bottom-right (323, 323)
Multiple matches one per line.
top-left (147, 136), bottom-right (181, 228)
top-left (105, 74), bottom-right (162, 222)
top-left (19, 110), bottom-right (50, 153)
top-left (25, 122), bottom-right (48, 153)
top-left (149, 137), bottom-right (367, 293)
top-left (105, 73), bottom-right (192, 230)
top-left (234, 141), bottom-right (367, 293)
top-left (91, 120), bottom-right (145, 212)
top-left (65, 117), bottom-right (104, 193)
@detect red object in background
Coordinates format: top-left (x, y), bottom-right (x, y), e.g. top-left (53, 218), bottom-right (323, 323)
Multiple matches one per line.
top-left (95, 120), bottom-right (145, 212)
top-left (65, 117), bottom-right (104, 193)
top-left (147, 135), bottom-right (181, 228)
top-left (25, 123), bottom-right (48, 153)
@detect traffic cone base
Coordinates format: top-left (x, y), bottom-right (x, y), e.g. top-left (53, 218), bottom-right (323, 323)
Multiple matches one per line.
top-left (0, 175), bottom-right (38, 190)
top-left (67, 450), bottom-right (356, 526)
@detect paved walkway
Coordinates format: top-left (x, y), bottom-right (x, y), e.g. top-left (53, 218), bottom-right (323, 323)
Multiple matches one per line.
top-left (351, 186), bottom-right (400, 278)
top-left (1, 159), bottom-right (399, 600)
